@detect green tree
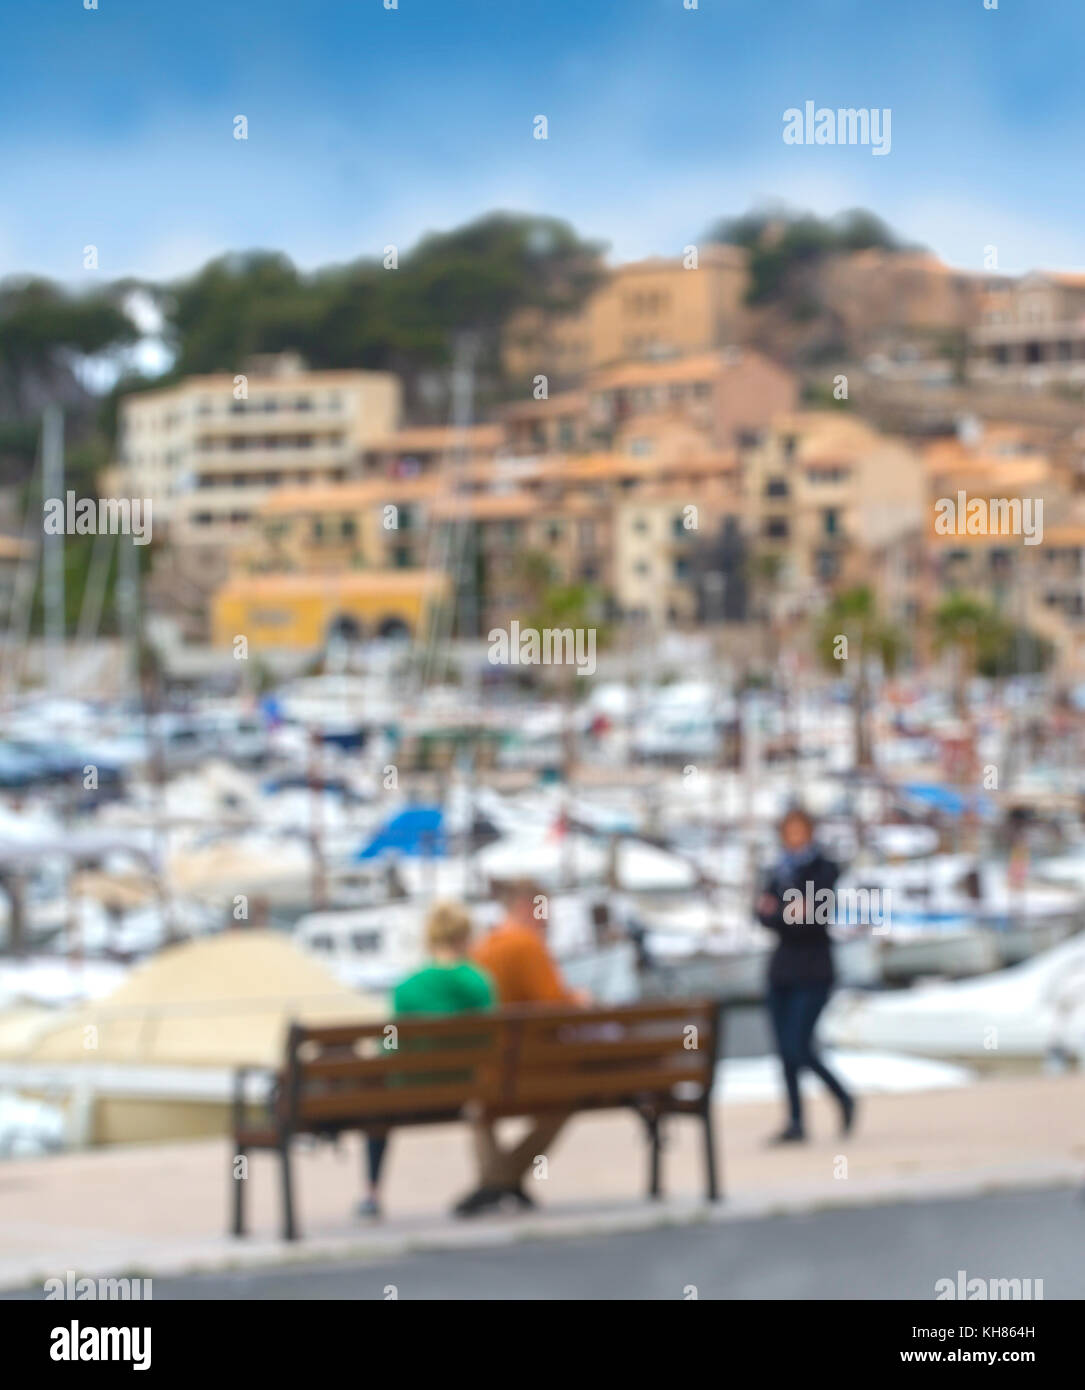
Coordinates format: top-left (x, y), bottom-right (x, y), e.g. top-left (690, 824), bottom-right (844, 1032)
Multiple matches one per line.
top-left (709, 206), bottom-right (913, 306)
top-left (816, 586), bottom-right (903, 769)
top-left (932, 594), bottom-right (1052, 710)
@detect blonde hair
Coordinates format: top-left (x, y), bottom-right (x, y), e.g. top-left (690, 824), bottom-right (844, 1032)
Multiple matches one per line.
top-left (425, 900), bottom-right (473, 954)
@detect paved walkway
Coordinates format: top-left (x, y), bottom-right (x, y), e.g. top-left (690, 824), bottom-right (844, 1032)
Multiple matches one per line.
top-left (2, 1073), bottom-right (1083, 1290)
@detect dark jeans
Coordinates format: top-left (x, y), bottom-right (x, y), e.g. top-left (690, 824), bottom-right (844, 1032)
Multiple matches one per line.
top-left (365, 1132), bottom-right (388, 1188)
top-left (766, 982), bottom-right (852, 1130)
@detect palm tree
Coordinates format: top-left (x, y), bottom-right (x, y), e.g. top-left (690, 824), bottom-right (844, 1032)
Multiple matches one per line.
top-left (931, 594), bottom-right (1003, 719)
top-left (816, 586), bottom-right (903, 770)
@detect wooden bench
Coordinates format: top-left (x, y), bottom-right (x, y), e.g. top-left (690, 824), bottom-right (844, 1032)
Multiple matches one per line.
top-left (231, 998), bottom-right (724, 1239)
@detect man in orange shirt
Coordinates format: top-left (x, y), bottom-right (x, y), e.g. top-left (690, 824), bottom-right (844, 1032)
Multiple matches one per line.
top-left (455, 879), bottom-right (589, 1216)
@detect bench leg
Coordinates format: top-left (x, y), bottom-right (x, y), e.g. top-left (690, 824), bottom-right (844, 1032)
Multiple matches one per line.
top-left (232, 1147), bottom-right (246, 1237)
top-left (646, 1114), bottom-right (662, 1199)
top-left (702, 1104), bottom-right (721, 1202)
top-left (280, 1143), bottom-right (297, 1241)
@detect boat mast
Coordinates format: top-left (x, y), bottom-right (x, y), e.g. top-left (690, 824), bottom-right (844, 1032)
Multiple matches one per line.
top-left (41, 406), bottom-right (65, 692)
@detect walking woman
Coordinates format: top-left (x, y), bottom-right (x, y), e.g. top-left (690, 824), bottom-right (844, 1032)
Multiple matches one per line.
top-left (755, 808), bottom-right (856, 1144)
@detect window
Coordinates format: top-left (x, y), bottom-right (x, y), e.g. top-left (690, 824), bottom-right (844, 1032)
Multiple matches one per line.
top-left (823, 508), bottom-right (839, 536)
top-left (765, 518), bottom-right (789, 539)
top-left (816, 550), bottom-right (839, 580)
top-left (766, 477), bottom-right (789, 498)
top-left (341, 517), bottom-right (356, 539)
top-left (633, 516), bottom-right (649, 534)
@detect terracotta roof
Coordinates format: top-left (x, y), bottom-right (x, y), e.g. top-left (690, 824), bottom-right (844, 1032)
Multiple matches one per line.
top-left (260, 476), bottom-right (442, 515)
top-left (589, 351), bottom-right (741, 391)
top-left (0, 534), bottom-right (33, 560)
top-left (500, 392), bottom-right (586, 422)
top-left (1045, 524), bottom-right (1085, 546)
top-left (430, 493), bottom-right (539, 521)
top-left (365, 424), bottom-right (502, 453)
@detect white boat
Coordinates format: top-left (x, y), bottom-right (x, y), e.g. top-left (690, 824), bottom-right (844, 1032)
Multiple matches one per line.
top-left (294, 891), bottom-right (640, 1003)
top-left (822, 934), bottom-right (1085, 1061)
top-left (838, 853), bottom-right (1083, 973)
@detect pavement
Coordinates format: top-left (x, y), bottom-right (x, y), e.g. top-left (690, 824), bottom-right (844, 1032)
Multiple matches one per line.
top-left (12, 1188), bottom-right (1076, 1300)
top-left (1, 1071), bottom-right (1083, 1292)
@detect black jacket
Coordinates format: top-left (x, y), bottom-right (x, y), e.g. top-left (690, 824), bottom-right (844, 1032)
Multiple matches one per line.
top-left (756, 849), bottom-right (839, 988)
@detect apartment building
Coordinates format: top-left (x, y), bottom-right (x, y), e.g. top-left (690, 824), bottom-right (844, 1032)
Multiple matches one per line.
top-left (744, 412), bottom-right (926, 621)
top-left (499, 350), bottom-right (796, 461)
top-left (613, 483), bottom-right (744, 628)
top-left (360, 424), bottom-right (502, 479)
top-left (921, 431), bottom-right (1085, 672)
top-left (816, 250), bottom-right (990, 357)
top-left (969, 272), bottom-right (1085, 386)
top-left (118, 353), bottom-right (401, 547)
top-left (502, 245), bottom-right (749, 381)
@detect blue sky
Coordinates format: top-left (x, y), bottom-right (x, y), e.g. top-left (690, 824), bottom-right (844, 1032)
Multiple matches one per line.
top-left (2, 0), bottom-right (1083, 283)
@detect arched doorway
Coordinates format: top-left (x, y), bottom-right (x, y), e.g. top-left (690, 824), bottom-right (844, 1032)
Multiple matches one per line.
top-left (327, 613), bottom-right (364, 644)
top-left (376, 615), bottom-right (411, 642)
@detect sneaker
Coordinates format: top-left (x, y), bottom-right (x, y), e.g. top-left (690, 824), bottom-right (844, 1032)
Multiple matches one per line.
top-left (504, 1185), bottom-right (536, 1209)
top-left (766, 1125), bottom-right (806, 1146)
top-left (356, 1196), bottom-right (381, 1220)
top-left (841, 1095), bottom-right (858, 1136)
top-left (452, 1186), bottom-right (505, 1218)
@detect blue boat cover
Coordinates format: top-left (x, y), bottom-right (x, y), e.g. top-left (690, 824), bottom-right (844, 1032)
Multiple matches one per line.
top-left (356, 805), bottom-right (445, 859)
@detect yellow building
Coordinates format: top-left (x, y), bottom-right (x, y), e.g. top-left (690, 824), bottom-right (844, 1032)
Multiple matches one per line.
top-left (212, 568), bottom-right (448, 650)
top-left (211, 474), bottom-right (450, 650)
top-left (503, 245), bottom-right (749, 381)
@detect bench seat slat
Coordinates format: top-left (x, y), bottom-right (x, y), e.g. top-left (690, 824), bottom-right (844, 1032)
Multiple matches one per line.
top-left (302, 1044), bottom-right (500, 1081)
top-left (296, 1079), bottom-right (500, 1121)
top-left (515, 1036), bottom-right (710, 1065)
top-left (509, 1065), bottom-right (710, 1106)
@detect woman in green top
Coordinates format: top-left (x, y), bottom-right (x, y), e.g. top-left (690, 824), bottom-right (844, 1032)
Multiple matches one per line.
top-left (359, 901), bottom-right (494, 1218)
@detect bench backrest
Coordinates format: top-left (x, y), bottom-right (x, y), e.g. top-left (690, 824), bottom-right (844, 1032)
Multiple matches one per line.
top-left (505, 1001), bottom-right (718, 1112)
top-left (278, 1000), bottom-right (719, 1130)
